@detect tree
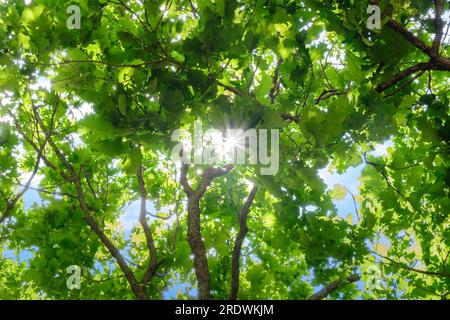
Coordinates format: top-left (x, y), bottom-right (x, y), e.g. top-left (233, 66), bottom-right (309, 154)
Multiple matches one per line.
top-left (0, 0), bottom-right (448, 300)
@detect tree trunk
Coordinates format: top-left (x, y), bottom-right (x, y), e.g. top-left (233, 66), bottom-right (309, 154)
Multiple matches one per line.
top-left (187, 197), bottom-right (211, 300)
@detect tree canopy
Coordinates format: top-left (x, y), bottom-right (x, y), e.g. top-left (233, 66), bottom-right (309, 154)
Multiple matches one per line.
top-left (0, 0), bottom-right (449, 300)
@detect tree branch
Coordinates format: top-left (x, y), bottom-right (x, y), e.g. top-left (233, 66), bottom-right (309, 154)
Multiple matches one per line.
top-left (195, 164), bottom-right (234, 198)
top-left (373, 251), bottom-right (450, 278)
top-left (314, 89), bottom-right (348, 104)
top-left (369, 0), bottom-right (431, 55)
top-left (180, 162), bottom-right (234, 299)
top-left (29, 102), bottom-right (146, 299)
top-left (230, 185), bottom-right (258, 300)
top-left (370, 0), bottom-right (450, 93)
top-left (136, 164), bottom-right (160, 284)
top-left (432, 0), bottom-right (444, 54)
top-left (386, 19), bottom-right (432, 55)
top-left (269, 58), bottom-right (283, 104)
top-left (308, 274), bottom-right (360, 300)
top-left (376, 62), bottom-right (430, 92)
top-left (0, 143), bottom-right (44, 224)
top-left (179, 150), bottom-right (195, 197)
top-left (31, 59), bottom-right (165, 69)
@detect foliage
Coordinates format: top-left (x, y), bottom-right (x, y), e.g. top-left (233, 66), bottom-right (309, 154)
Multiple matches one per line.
top-left (0, 0), bottom-right (449, 300)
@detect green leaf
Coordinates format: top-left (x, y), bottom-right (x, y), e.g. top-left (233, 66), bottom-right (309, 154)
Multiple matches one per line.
top-left (330, 184), bottom-right (347, 201)
top-left (118, 93), bottom-right (127, 116)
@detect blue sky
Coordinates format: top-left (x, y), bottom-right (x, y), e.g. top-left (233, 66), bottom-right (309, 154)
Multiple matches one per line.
top-left (318, 140), bottom-right (393, 219)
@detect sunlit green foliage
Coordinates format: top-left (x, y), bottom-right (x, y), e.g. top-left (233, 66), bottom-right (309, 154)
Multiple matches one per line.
top-left (0, 0), bottom-right (448, 300)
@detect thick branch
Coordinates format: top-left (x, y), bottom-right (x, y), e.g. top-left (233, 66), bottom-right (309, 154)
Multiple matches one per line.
top-left (376, 62), bottom-right (430, 92)
top-left (308, 274), bottom-right (360, 300)
top-left (30, 104), bottom-right (146, 299)
top-left (136, 164), bottom-right (159, 284)
top-left (432, 0), bottom-right (444, 53)
top-left (81, 201), bottom-right (146, 299)
top-left (196, 165), bottom-right (234, 198)
top-left (186, 195), bottom-right (211, 299)
top-left (179, 150), bottom-right (195, 197)
top-left (230, 186), bottom-right (258, 300)
top-left (386, 19), bottom-right (432, 55)
top-left (371, 0), bottom-right (450, 92)
top-left (180, 163), bottom-right (234, 300)
top-left (369, 0), bottom-right (431, 55)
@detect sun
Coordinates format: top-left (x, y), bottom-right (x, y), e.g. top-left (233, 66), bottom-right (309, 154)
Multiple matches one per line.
top-left (221, 130), bottom-right (244, 161)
